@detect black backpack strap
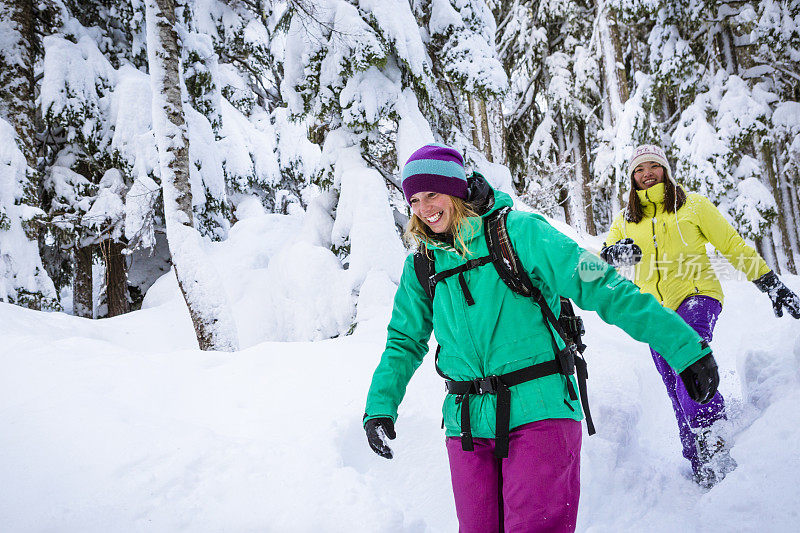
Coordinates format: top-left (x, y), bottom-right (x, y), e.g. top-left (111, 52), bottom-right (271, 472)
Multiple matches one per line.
top-left (484, 207), bottom-right (535, 297)
top-left (413, 245), bottom-right (493, 305)
top-left (484, 207), bottom-right (595, 436)
top-left (413, 247), bottom-right (435, 299)
top-left (430, 256), bottom-right (493, 306)
top-left (484, 208), bottom-right (572, 341)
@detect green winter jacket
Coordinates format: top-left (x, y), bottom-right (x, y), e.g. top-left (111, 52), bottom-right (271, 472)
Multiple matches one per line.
top-left (364, 187), bottom-right (711, 439)
top-left (605, 183), bottom-right (770, 311)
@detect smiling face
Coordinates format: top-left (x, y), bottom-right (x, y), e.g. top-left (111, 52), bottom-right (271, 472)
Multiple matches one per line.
top-left (632, 161), bottom-right (665, 190)
top-left (410, 191), bottom-right (454, 234)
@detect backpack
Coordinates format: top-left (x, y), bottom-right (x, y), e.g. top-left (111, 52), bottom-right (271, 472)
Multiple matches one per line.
top-left (413, 202), bottom-right (594, 459)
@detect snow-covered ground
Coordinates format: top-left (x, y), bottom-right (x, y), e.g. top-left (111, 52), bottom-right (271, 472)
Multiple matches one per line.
top-left (1, 211), bottom-right (799, 532)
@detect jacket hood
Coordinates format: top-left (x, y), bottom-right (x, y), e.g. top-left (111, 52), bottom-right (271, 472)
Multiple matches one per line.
top-left (466, 172), bottom-right (513, 217)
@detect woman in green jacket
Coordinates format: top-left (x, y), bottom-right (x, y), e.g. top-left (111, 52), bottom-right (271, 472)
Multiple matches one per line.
top-left (601, 144), bottom-right (800, 488)
top-left (363, 143), bottom-right (719, 532)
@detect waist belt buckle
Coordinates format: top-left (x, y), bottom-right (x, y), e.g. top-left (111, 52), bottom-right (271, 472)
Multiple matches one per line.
top-left (474, 375), bottom-right (500, 395)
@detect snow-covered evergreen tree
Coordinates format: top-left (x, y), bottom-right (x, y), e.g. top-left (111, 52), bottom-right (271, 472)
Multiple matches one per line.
top-left (280, 0), bottom-right (510, 329)
top-left (40, 25), bottom-right (130, 316)
top-left (0, 0), bottom-right (59, 309)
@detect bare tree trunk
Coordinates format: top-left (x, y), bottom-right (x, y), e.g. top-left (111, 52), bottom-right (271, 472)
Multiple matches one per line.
top-left (761, 143), bottom-right (796, 274)
top-left (555, 114), bottom-right (574, 225)
top-left (0, 0), bottom-right (36, 169)
top-left (558, 186), bottom-right (572, 226)
top-left (73, 245), bottom-right (94, 318)
top-left (718, 21), bottom-right (739, 75)
top-left (489, 99), bottom-right (507, 166)
top-left (101, 239), bottom-right (130, 317)
top-left (758, 232), bottom-right (780, 275)
top-left (609, 12), bottom-right (629, 103)
top-left (479, 98), bottom-right (493, 162)
top-left (573, 121), bottom-right (597, 235)
top-left (597, 2), bottom-right (629, 122)
top-left (775, 145), bottom-right (800, 264)
top-left (146, 0), bottom-right (238, 351)
top-left (788, 167), bottom-right (800, 247)
top-left (467, 95), bottom-right (481, 151)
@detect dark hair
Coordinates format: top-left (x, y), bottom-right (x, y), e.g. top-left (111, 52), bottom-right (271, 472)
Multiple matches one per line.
top-left (625, 171), bottom-right (686, 223)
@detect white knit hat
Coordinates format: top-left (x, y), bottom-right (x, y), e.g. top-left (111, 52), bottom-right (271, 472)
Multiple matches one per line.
top-left (627, 144), bottom-right (675, 184)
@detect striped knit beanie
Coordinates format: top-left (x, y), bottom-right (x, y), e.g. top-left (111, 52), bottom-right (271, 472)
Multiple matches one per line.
top-left (627, 144), bottom-right (675, 185)
top-left (401, 143), bottom-right (468, 204)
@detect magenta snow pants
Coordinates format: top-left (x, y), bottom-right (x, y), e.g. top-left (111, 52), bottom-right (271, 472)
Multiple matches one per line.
top-left (446, 418), bottom-right (581, 533)
top-left (649, 295), bottom-right (726, 471)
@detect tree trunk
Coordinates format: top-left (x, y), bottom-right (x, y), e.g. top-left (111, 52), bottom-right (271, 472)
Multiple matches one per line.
top-left (558, 186), bottom-right (572, 226)
top-left (756, 234), bottom-right (779, 275)
top-left (0, 0), bottom-right (56, 311)
top-left (597, 2), bottom-right (629, 122)
top-left (760, 142), bottom-right (796, 274)
top-left (575, 121), bottom-right (597, 235)
top-left (101, 239), bottom-right (130, 317)
top-left (554, 114), bottom-right (573, 225)
top-left (467, 95), bottom-right (481, 151)
top-left (146, 0), bottom-right (239, 351)
top-left (788, 167), bottom-right (800, 248)
top-left (490, 100), bottom-right (507, 166)
top-left (718, 21), bottom-right (738, 75)
top-left (609, 11), bottom-right (629, 104)
top-left (0, 0), bottom-right (36, 169)
top-left (478, 98), bottom-right (493, 162)
top-left (774, 146), bottom-right (800, 266)
top-left (73, 245), bottom-right (94, 318)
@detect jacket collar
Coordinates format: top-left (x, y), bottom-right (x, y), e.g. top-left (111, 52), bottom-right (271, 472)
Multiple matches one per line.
top-left (636, 183), bottom-right (665, 216)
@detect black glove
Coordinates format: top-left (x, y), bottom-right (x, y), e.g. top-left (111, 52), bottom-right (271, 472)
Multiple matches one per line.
top-left (364, 417), bottom-right (395, 459)
top-left (753, 271), bottom-right (800, 319)
top-left (679, 350), bottom-right (720, 404)
top-left (600, 238), bottom-right (643, 267)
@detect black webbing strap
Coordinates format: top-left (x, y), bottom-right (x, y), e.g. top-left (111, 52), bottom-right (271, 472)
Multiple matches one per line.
top-left (444, 359), bottom-right (564, 458)
top-left (530, 289), bottom-right (594, 434)
top-left (458, 273), bottom-right (474, 306)
top-left (574, 356), bottom-right (594, 434)
top-left (485, 208), bottom-right (595, 437)
top-left (428, 255), bottom-right (493, 306)
top-left (495, 385), bottom-right (511, 458)
top-left (461, 393), bottom-right (473, 451)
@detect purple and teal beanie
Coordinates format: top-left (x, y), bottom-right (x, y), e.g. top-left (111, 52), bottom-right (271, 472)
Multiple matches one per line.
top-left (401, 143), bottom-right (468, 204)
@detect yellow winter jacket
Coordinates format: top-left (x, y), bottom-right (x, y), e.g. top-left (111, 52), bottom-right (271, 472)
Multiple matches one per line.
top-left (605, 183), bottom-right (771, 310)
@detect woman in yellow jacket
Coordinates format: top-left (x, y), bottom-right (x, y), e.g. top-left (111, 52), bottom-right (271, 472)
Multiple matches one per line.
top-left (601, 144), bottom-right (800, 487)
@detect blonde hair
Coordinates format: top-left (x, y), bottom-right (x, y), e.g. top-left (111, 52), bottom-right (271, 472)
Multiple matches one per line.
top-left (404, 196), bottom-right (478, 257)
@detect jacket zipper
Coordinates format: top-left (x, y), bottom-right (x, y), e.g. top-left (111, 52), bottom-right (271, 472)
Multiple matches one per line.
top-left (646, 190), bottom-right (664, 302)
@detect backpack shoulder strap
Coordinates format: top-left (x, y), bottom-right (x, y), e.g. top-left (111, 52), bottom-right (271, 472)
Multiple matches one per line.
top-left (485, 208), bottom-right (595, 435)
top-left (484, 207), bottom-right (535, 297)
top-left (484, 208), bottom-right (572, 343)
top-left (413, 246), bottom-right (435, 299)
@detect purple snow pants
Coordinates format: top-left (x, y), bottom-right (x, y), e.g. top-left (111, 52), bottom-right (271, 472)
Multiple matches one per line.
top-left (650, 295), bottom-right (726, 471)
top-left (446, 418), bottom-right (581, 533)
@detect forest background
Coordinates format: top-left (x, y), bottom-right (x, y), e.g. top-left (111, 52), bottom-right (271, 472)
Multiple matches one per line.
top-left (1, 0), bottom-right (799, 348)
